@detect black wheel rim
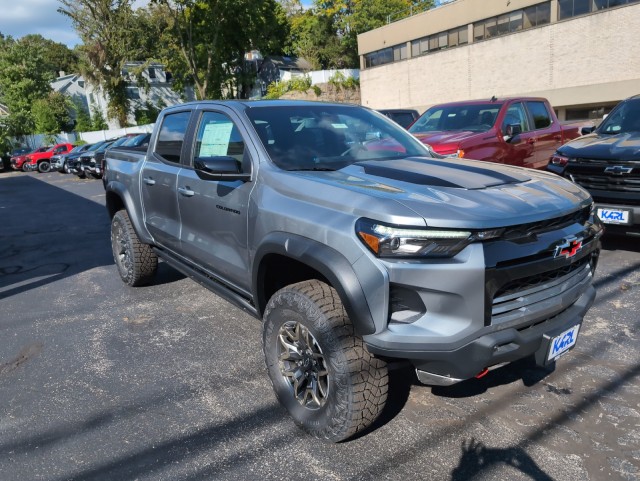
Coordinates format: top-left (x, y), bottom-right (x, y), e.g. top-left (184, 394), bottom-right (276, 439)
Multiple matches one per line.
top-left (111, 221), bottom-right (131, 277)
top-left (277, 320), bottom-right (329, 409)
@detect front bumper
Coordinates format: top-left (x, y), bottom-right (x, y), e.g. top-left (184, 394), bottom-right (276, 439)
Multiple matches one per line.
top-left (367, 285), bottom-right (594, 383)
top-left (23, 162), bottom-right (37, 171)
top-left (363, 216), bottom-right (601, 384)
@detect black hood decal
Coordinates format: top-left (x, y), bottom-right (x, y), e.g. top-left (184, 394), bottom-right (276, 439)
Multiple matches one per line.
top-left (355, 157), bottom-right (530, 189)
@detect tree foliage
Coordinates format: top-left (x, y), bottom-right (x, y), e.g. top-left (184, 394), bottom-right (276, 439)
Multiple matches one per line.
top-left (0, 34), bottom-right (54, 137)
top-left (58, 0), bottom-right (141, 127)
top-left (32, 92), bottom-right (74, 134)
top-left (152, 0), bottom-right (289, 100)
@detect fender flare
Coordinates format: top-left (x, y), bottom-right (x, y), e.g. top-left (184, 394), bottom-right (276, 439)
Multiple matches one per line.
top-left (253, 232), bottom-right (376, 336)
top-left (105, 181), bottom-right (153, 245)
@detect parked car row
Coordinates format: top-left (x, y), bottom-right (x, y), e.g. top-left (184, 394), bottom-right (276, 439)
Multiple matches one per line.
top-left (12, 133), bottom-right (152, 181)
top-left (382, 94), bottom-right (638, 235)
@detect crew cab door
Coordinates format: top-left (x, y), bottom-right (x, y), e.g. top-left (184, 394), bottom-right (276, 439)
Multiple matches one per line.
top-left (176, 108), bottom-right (255, 293)
top-left (499, 101), bottom-right (537, 167)
top-left (141, 109), bottom-right (192, 252)
top-left (524, 100), bottom-right (562, 169)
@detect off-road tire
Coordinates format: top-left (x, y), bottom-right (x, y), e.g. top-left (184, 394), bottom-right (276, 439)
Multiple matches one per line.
top-left (37, 161), bottom-right (50, 173)
top-left (111, 210), bottom-right (157, 286)
top-left (263, 280), bottom-right (388, 442)
top-left (22, 163), bottom-right (30, 172)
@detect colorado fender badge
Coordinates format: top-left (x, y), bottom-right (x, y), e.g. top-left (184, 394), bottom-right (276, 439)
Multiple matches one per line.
top-left (554, 236), bottom-right (583, 259)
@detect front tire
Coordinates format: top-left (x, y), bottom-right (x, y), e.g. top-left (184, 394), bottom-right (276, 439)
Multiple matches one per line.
top-left (110, 210), bottom-right (158, 286)
top-left (263, 280), bottom-right (388, 442)
top-left (38, 161), bottom-right (50, 173)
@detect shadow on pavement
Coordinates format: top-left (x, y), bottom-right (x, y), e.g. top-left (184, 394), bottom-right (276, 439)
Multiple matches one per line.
top-left (0, 174), bottom-right (112, 300)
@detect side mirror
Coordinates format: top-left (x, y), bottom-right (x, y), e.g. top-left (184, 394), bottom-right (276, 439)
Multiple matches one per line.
top-left (503, 123), bottom-right (522, 142)
top-left (505, 123), bottom-right (522, 138)
top-left (194, 156), bottom-right (251, 181)
top-left (581, 126), bottom-right (596, 135)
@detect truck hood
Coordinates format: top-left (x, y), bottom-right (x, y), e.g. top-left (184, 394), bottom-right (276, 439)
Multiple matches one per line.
top-left (558, 132), bottom-right (640, 161)
top-left (289, 157), bottom-right (590, 228)
top-left (411, 131), bottom-right (482, 153)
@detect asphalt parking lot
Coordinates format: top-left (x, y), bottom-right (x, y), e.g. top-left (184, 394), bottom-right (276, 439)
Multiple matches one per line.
top-left (1, 170), bottom-right (639, 481)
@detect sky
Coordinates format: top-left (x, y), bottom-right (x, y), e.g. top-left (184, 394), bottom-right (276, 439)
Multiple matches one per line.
top-left (0, 0), bottom-right (149, 48)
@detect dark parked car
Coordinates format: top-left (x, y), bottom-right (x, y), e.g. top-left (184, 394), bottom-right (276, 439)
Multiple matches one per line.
top-left (51, 144), bottom-right (93, 173)
top-left (548, 94), bottom-right (640, 236)
top-left (378, 109), bottom-right (420, 129)
top-left (79, 140), bottom-right (116, 178)
top-left (68, 141), bottom-right (109, 177)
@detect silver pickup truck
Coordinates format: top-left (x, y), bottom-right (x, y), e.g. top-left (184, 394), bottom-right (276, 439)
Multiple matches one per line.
top-left (104, 100), bottom-right (602, 442)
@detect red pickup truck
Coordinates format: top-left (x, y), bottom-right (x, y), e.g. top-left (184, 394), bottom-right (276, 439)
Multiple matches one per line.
top-left (407, 97), bottom-right (581, 169)
top-left (24, 143), bottom-right (74, 173)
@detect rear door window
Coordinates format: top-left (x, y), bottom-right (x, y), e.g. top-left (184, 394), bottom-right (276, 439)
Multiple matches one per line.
top-left (154, 111), bottom-right (191, 164)
top-left (526, 101), bottom-right (553, 129)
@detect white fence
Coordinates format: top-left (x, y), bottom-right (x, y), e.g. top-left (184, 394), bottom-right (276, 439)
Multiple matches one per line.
top-left (79, 123), bottom-right (154, 144)
top-left (308, 69), bottom-right (359, 85)
top-left (12, 123), bottom-right (155, 149)
top-left (280, 69), bottom-right (360, 85)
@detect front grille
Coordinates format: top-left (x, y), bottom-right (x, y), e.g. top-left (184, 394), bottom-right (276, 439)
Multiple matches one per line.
top-left (501, 206), bottom-right (591, 241)
top-left (491, 257), bottom-right (592, 326)
top-left (565, 158), bottom-right (640, 195)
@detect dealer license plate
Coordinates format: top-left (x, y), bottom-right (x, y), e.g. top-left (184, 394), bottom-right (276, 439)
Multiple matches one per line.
top-left (597, 207), bottom-right (631, 225)
top-left (548, 325), bottom-right (580, 361)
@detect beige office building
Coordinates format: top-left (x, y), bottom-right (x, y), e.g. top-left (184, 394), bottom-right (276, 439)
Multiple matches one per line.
top-left (357, 0), bottom-right (640, 121)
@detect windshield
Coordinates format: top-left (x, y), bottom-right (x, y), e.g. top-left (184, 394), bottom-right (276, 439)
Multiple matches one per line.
top-left (122, 133), bottom-right (150, 147)
top-left (409, 103), bottom-right (503, 134)
top-left (86, 141), bottom-right (106, 152)
top-left (244, 105), bottom-right (430, 171)
top-left (598, 98), bottom-right (640, 135)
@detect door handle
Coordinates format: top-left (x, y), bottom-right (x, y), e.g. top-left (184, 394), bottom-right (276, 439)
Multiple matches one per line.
top-left (527, 138), bottom-right (537, 144)
top-left (143, 177), bottom-right (156, 186)
top-left (178, 186), bottom-right (195, 197)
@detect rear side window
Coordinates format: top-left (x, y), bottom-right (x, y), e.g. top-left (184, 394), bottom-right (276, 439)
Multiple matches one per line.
top-left (155, 111), bottom-right (191, 163)
top-left (526, 101), bottom-right (552, 129)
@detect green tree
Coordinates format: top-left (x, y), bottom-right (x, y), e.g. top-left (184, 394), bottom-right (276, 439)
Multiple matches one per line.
top-left (91, 107), bottom-right (108, 131)
top-left (0, 34), bottom-right (53, 137)
top-left (153, 0), bottom-right (289, 100)
top-left (73, 101), bottom-right (93, 132)
top-left (58, 0), bottom-right (140, 127)
top-left (31, 92), bottom-right (74, 134)
top-left (134, 100), bottom-right (164, 125)
top-left (19, 34), bottom-right (79, 78)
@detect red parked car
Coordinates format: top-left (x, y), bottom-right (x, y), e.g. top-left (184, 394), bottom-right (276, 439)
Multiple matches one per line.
top-left (11, 147), bottom-right (49, 171)
top-left (407, 97), bottom-right (581, 169)
top-left (23, 143), bottom-right (74, 173)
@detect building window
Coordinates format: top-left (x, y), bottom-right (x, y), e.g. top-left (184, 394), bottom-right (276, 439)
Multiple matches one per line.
top-left (126, 87), bottom-right (140, 100)
top-left (364, 47), bottom-right (394, 68)
top-left (565, 105), bottom-right (614, 121)
top-left (559, 0), bottom-right (638, 19)
top-left (393, 44), bottom-right (407, 61)
top-left (523, 3), bottom-right (551, 28)
top-left (473, 2), bottom-right (550, 42)
top-left (148, 67), bottom-right (156, 79)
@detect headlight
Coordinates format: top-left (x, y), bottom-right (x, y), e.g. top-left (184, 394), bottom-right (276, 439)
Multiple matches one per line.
top-left (355, 218), bottom-right (502, 258)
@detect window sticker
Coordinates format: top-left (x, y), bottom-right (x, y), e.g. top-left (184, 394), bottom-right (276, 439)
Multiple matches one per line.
top-left (199, 121), bottom-right (234, 157)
